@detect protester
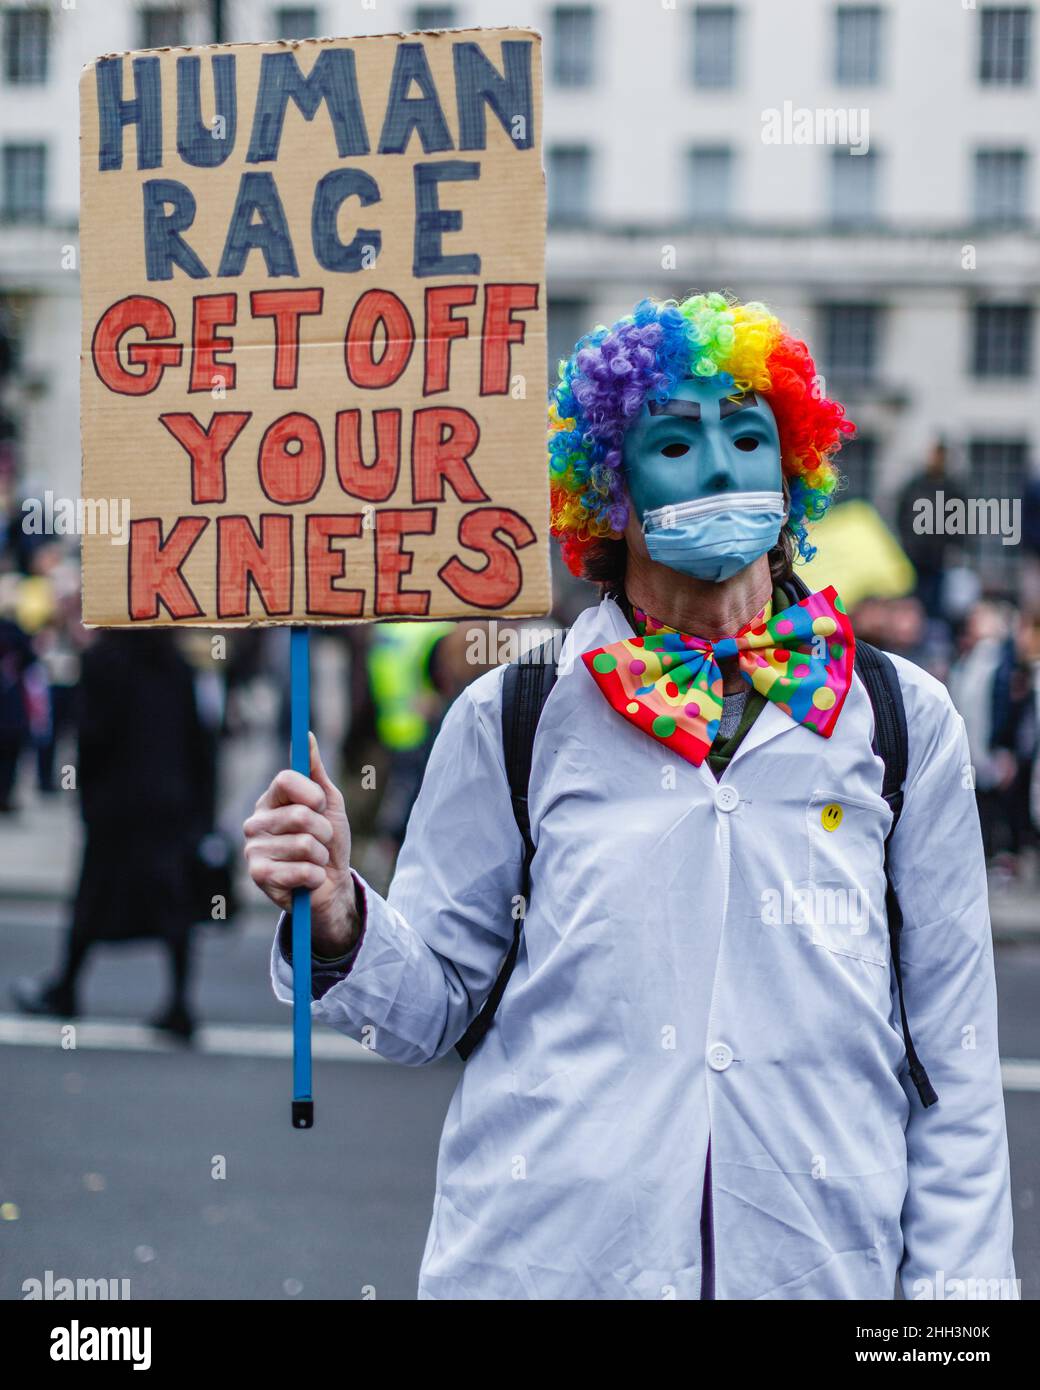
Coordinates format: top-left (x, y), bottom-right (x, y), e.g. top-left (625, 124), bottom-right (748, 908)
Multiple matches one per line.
top-left (14, 630), bottom-right (219, 1040)
top-left (245, 293), bottom-right (1015, 1301)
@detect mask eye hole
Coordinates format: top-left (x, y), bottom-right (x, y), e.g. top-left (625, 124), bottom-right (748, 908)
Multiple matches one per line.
top-left (734, 436), bottom-right (759, 452)
top-left (661, 442), bottom-right (690, 458)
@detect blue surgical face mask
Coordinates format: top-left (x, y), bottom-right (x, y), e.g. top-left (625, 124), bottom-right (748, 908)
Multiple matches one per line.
top-left (642, 490), bottom-right (786, 582)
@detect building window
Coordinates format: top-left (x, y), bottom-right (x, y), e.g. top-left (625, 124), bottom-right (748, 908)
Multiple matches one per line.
top-left (974, 149), bottom-right (1029, 225)
top-left (835, 5), bottom-right (883, 85)
top-left (413, 5), bottom-right (457, 27)
top-left (691, 5), bottom-right (737, 88)
top-left (686, 146), bottom-right (734, 224)
top-left (830, 147), bottom-right (880, 225)
top-left (273, 6), bottom-right (320, 38)
top-left (551, 7), bottom-right (596, 87)
top-left (970, 439), bottom-right (1028, 498)
top-left (548, 296), bottom-right (588, 380)
top-left (979, 7), bottom-right (1032, 84)
top-left (4, 8), bottom-right (49, 84)
top-left (968, 438), bottom-right (1027, 580)
top-left (973, 304), bottom-right (1033, 376)
top-left (821, 303), bottom-right (880, 383)
top-left (547, 145), bottom-right (592, 225)
top-left (835, 433), bottom-right (876, 501)
top-left (2, 144), bottom-right (47, 222)
top-left (139, 6), bottom-right (187, 49)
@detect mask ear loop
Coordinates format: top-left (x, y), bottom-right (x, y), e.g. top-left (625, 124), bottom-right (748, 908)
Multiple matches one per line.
top-left (780, 476), bottom-right (791, 526)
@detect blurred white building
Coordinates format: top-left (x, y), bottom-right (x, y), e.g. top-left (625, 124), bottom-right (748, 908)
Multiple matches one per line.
top-left (1, 0), bottom-right (1038, 583)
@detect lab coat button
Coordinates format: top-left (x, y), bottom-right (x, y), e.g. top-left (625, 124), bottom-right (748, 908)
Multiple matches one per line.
top-left (708, 1043), bottom-right (733, 1071)
top-left (714, 784), bottom-right (739, 812)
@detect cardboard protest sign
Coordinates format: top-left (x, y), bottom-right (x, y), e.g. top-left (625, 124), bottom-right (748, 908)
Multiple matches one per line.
top-left (79, 27), bottom-right (548, 627)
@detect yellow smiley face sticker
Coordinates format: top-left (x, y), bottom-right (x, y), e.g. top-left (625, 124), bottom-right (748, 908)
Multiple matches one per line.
top-left (821, 803), bottom-right (844, 832)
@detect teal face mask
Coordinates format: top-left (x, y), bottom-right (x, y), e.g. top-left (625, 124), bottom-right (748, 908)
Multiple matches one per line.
top-left (623, 374), bottom-right (785, 581)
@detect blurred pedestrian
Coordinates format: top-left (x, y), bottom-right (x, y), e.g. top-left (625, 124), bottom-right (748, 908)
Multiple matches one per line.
top-left (13, 630), bottom-right (218, 1040)
top-left (0, 602), bottom-right (34, 812)
top-left (25, 544), bottom-right (83, 792)
top-left (366, 620), bottom-right (455, 860)
top-left (948, 601), bottom-right (1015, 862)
top-left (33, 616), bottom-right (80, 793)
top-left (992, 611), bottom-right (1040, 873)
top-left (896, 439), bottom-right (966, 621)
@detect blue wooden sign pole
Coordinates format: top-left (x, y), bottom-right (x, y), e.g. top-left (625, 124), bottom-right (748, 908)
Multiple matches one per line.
top-left (290, 626), bottom-right (314, 1129)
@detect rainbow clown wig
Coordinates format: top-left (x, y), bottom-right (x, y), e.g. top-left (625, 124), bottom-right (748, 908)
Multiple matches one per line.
top-left (548, 292), bottom-right (854, 580)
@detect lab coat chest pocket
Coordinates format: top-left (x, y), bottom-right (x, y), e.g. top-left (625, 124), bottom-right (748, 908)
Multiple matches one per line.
top-left (804, 790), bottom-right (891, 966)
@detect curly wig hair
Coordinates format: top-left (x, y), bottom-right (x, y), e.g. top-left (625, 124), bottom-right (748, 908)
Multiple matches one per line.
top-left (548, 292), bottom-right (854, 582)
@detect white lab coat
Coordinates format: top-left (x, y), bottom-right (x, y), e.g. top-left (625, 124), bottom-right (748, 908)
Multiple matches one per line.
top-left (272, 596), bottom-right (1016, 1300)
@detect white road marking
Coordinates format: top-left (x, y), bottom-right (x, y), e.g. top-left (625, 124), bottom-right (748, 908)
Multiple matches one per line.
top-left (1000, 1059), bottom-right (1040, 1092)
top-left (0, 1012), bottom-right (1037, 1088)
top-left (0, 1013), bottom-right (383, 1061)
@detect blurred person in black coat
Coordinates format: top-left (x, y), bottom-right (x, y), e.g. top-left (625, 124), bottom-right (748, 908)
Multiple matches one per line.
top-left (0, 613), bottom-right (34, 812)
top-left (13, 630), bottom-right (217, 1040)
top-left (896, 439), bottom-right (966, 622)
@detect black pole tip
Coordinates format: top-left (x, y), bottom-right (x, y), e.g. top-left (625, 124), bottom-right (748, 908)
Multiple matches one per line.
top-left (292, 1099), bottom-right (314, 1129)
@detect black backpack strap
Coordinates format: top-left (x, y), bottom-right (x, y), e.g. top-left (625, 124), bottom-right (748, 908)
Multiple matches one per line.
top-left (455, 641), bottom-right (558, 1061)
top-left (855, 639), bottom-right (938, 1109)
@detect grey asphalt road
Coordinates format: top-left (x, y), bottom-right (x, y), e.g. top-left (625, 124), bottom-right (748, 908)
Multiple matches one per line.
top-left (0, 901), bottom-right (459, 1300)
top-left (1, 900), bottom-right (1037, 1300)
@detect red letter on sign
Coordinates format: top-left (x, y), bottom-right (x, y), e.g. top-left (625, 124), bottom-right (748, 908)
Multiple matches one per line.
top-left (217, 514), bottom-right (293, 619)
top-left (438, 507), bottom-right (536, 609)
top-left (250, 288), bottom-right (324, 389)
top-left (375, 508), bottom-right (434, 616)
top-left (258, 414), bottom-right (325, 504)
top-left (481, 283), bottom-right (539, 395)
top-left (345, 289), bottom-right (414, 388)
top-left (335, 409), bottom-right (401, 502)
top-left (128, 516), bottom-right (208, 621)
top-left (412, 407), bottom-right (488, 503)
top-left (424, 284), bottom-right (476, 395)
top-left (189, 293), bottom-right (237, 393)
top-left (159, 412), bottom-right (252, 504)
top-left (306, 515), bottom-right (364, 617)
top-left (92, 296), bottom-right (182, 396)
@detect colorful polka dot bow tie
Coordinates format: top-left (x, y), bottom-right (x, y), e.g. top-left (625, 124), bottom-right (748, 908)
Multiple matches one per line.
top-left (582, 586), bottom-right (855, 766)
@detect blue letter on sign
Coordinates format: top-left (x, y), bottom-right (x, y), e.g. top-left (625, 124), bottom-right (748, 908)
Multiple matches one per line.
top-left (218, 172), bottom-right (299, 278)
top-left (453, 41), bottom-right (533, 151)
top-left (97, 56), bottom-right (163, 171)
top-left (246, 50), bottom-right (370, 163)
top-left (312, 169), bottom-right (382, 273)
top-left (143, 180), bottom-right (210, 280)
top-left (176, 54), bottom-right (237, 168)
top-left (378, 44), bottom-right (453, 155)
top-left (413, 161), bottom-right (480, 278)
